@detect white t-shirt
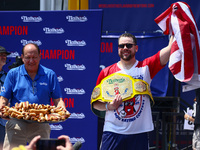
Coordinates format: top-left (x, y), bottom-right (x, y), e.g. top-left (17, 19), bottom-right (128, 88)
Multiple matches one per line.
top-left (96, 51), bottom-right (164, 135)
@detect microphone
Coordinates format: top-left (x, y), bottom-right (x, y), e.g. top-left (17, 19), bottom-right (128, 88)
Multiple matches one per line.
top-left (73, 141), bottom-right (82, 150)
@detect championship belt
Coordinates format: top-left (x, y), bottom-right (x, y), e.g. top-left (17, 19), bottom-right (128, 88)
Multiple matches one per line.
top-left (90, 73), bottom-right (154, 118)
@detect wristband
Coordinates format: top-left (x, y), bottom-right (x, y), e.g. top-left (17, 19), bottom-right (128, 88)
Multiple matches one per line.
top-left (105, 103), bottom-right (109, 111)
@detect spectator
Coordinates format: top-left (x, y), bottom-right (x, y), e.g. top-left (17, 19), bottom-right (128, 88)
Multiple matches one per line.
top-left (0, 46), bottom-right (11, 150)
top-left (12, 135), bottom-right (74, 150)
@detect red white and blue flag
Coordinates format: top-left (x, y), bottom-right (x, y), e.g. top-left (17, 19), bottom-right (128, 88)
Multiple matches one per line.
top-left (155, 2), bottom-right (200, 91)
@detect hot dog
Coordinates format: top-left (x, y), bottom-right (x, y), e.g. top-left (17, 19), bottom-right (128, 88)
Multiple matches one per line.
top-left (0, 101), bottom-right (70, 122)
top-left (29, 109), bottom-right (48, 115)
top-left (22, 101), bottom-right (29, 109)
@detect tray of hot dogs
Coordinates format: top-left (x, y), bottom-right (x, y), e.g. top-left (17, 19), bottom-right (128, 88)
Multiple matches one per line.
top-left (1, 101), bottom-right (70, 123)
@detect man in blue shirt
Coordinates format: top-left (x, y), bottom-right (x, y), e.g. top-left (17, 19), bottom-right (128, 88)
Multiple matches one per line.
top-left (0, 46), bottom-right (10, 150)
top-left (0, 43), bottom-right (66, 150)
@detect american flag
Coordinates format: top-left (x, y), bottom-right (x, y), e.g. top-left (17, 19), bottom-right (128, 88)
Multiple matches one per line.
top-left (155, 2), bottom-right (200, 91)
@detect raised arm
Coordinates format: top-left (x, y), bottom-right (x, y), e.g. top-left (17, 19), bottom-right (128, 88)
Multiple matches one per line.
top-left (159, 36), bottom-right (174, 66)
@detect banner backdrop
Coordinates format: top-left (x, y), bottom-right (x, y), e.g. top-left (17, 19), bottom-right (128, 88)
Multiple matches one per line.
top-left (91, 0), bottom-right (200, 105)
top-left (0, 10), bottom-right (102, 150)
top-left (90, 0), bottom-right (200, 33)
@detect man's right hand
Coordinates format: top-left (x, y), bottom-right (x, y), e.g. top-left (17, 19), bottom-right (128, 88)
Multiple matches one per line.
top-left (107, 94), bottom-right (123, 110)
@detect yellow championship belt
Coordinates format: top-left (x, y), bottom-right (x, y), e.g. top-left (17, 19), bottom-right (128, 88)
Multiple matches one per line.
top-left (90, 73), bottom-right (154, 118)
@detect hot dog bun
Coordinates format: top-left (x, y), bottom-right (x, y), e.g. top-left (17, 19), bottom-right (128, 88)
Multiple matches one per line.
top-left (1, 101), bottom-right (70, 122)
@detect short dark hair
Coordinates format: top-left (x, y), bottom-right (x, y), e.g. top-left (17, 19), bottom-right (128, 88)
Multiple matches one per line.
top-left (118, 33), bottom-right (137, 45)
top-left (22, 43), bottom-right (40, 55)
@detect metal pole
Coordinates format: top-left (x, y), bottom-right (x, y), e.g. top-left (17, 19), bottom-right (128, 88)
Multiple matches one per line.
top-left (51, 0), bottom-right (55, 10)
top-left (40, 0), bottom-right (46, 11)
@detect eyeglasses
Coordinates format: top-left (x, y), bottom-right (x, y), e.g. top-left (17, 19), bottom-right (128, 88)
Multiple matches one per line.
top-left (118, 43), bottom-right (136, 49)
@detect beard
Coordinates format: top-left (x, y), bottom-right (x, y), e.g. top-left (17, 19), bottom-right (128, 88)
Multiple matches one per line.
top-left (119, 52), bottom-right (134, 61)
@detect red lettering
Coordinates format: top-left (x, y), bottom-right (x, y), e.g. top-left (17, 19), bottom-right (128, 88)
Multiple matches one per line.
top-left (45, 50), bottom-right (49, 59)
top-left (62, 50), bottom-right (64, 59)
top-left (3, 26), bottom-right (9, 35)
top-left (0, 26), bottom-right (28, 35)
top-left (40, 50), bottom-right (44, 58)
top-left (10, 26), bottom-right (14, 35)
top-left (148, 4), bottom-right (154, 8)
top-left (14, 26), bottom-right (18, 35)
top-left (98, 3), bottom-right (152, 8)
top-left (17, 26), bottom-right (22, 35)
top-left (50, 50), bottom-right (56, 59)
top-left (101, 42), bottom-right (113, 53)
top-left (101, 42), bottom-right (105, 53)
top-left (65, 50), bottom-right (69, 59)
top-left (69, 50), bottom-right (75, 59)
top-left (40, 50), bottom-right (75, 60)
top-left (57, 50), bottom-right (62, 59)
top-left (23, 26), bottom-right (28, 35)
top-left (50, 98), bottom-right (74, 108)
top-left (63, 98), bottom-right (74, 108)
top-left (64, 50), bottom-right (75, 59)
top-left (106, 42), bottom-right (113, 53)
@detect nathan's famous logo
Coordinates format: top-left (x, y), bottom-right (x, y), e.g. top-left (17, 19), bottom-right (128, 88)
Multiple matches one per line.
top-left (43, 27), bottom-right (64, 34)
top-left (7, 52), bottom-right (20, 58)
top-left (66, 15), bottom-right (88, 22)
top-left (50, 124), bottom-right (63, 131)
top-left (114, 95), bottom-right (145, 122)
top-left (65, 39), bottom-right (86, 46)
top-left (107, 78), bottom-right (125, 84)
top-left (21, 39), bottom-right (42, 46)
top-left (64, 88), bottom-right (85, 95)
top-left (70, 137), bottom-right (85, 144)
top-left (69, 113), bottom-right (85, 119)
top-left (21, 16), bottom-right (42, 22)
top-left (64, 63), bottom-right (86, 70)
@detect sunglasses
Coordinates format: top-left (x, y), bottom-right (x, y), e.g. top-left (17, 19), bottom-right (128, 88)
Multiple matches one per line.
top-left (118, 43), bottom-right (136, 49)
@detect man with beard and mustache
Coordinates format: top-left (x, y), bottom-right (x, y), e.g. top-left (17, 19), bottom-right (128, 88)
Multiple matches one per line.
top-left (92, 33), bottom-right (174, 150)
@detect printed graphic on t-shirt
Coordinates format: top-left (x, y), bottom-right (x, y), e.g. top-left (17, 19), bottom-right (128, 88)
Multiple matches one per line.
top-left (114, 95), bottom-right (145, 122)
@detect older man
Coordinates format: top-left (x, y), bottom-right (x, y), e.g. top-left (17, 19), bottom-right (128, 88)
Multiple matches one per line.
top-left (0, 43), bottom-right (66, 150)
